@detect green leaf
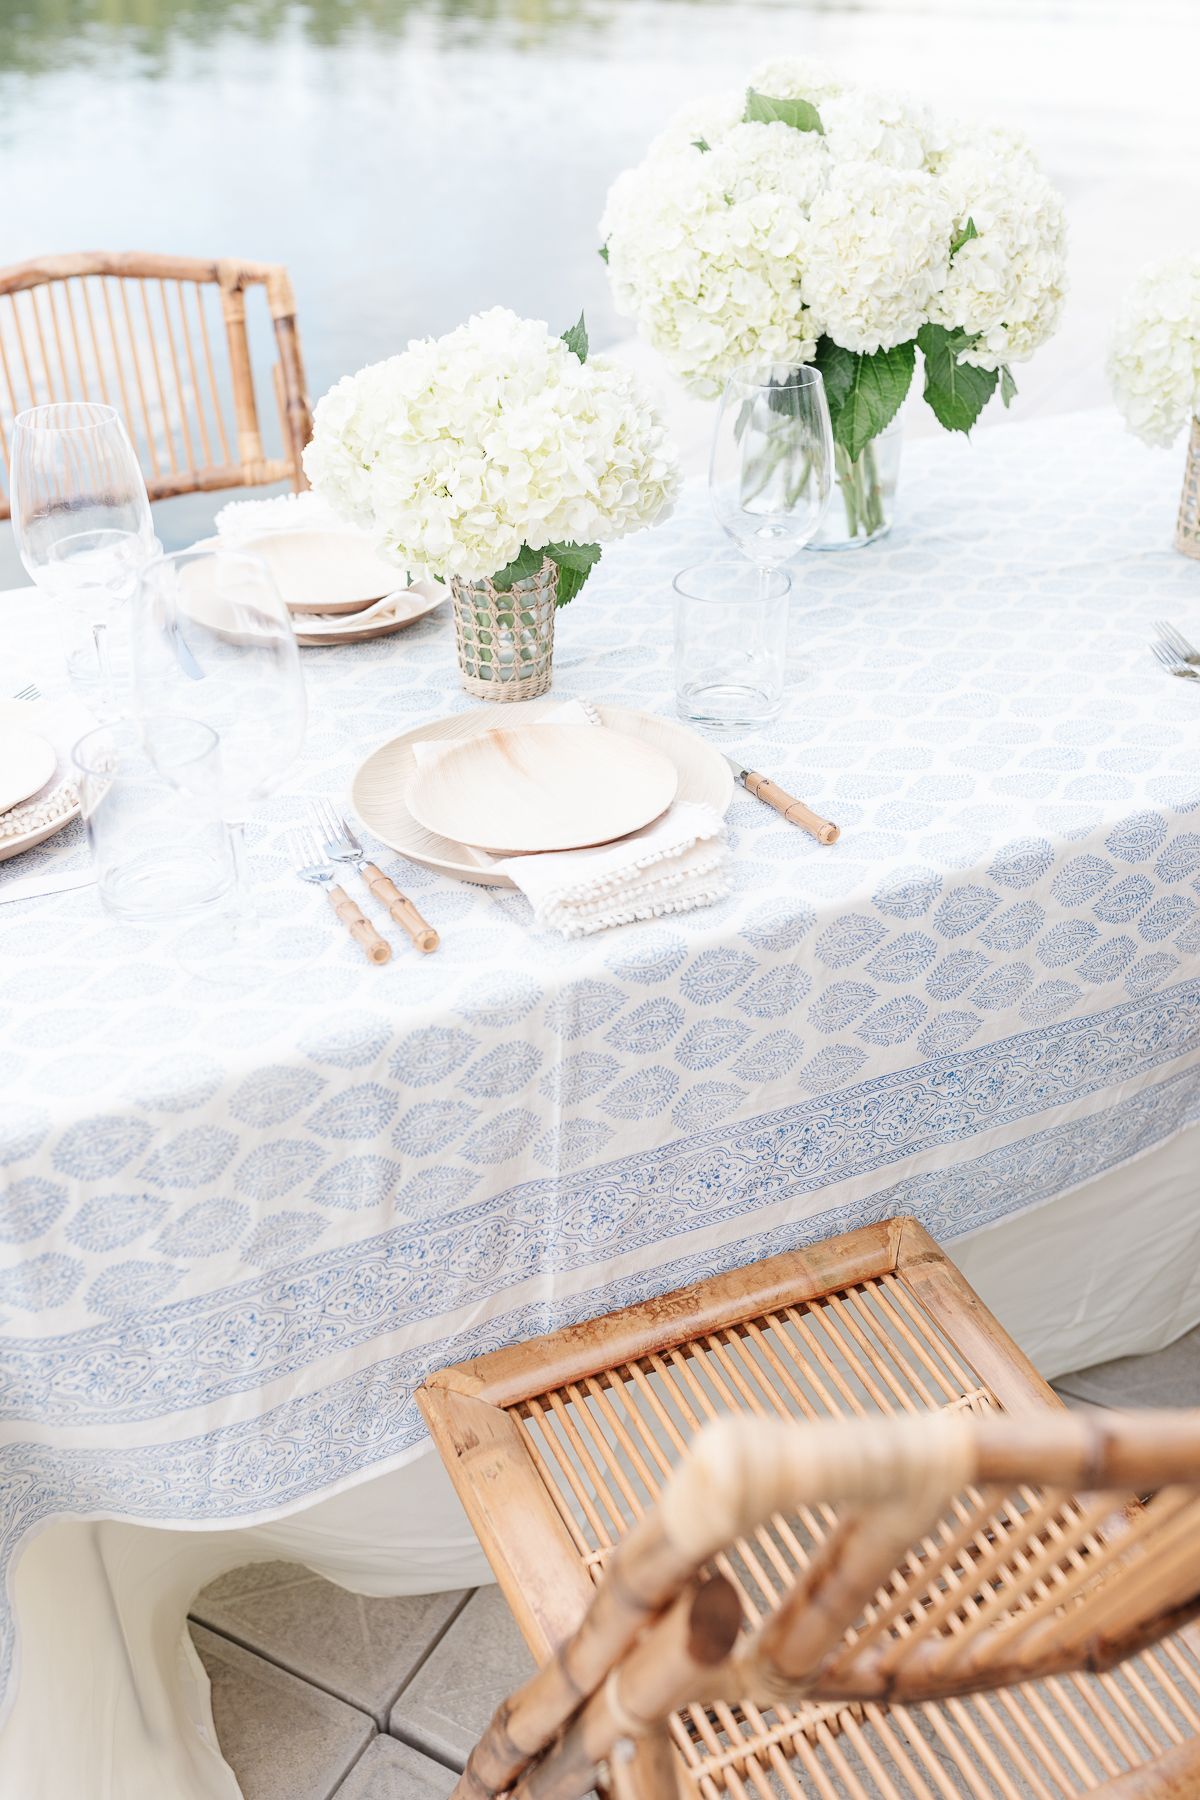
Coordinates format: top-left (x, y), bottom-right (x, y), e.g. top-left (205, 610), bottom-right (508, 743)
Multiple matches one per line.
top-left (917, 323), bottom-right (999, 434)
top-left (810, 337), bottom-right (857, 435)
top-left (598, 244), bottom-right (609, 263)
top-left (561, 312), bottom-right (588, 363)
top-left (744, 88), bottom-right (824, 134)
top-left (491, 544), bottom-right (545, 591)
top-left (545, 540), bottom-right (601, 606)
top-left (692, 136), bottom-right (711, 152)
top-left (950, 216), bottom-right (979, 258)
top-left (829, 341), bottom-right (916, 461)
top-left (1000, 363), bottom-right (1018, 409)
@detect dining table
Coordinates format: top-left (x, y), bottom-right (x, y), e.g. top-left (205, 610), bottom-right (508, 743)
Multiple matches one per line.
top-left (1, 406), bottom-right (1200, 1799)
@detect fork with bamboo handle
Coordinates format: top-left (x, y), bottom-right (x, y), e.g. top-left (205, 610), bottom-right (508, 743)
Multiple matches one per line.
top-left (358, 860), bottom-right (439, 953)
top-left (724, 755), bottom-right (840, 845)
top-left (326, 883), bottom-right (392, 964)
top-left (289, 830), bottom-right (391, 964)
top-left (312, 799), bottom-right (440, 953)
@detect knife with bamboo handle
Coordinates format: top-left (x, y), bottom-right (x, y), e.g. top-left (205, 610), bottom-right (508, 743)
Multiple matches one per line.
top-left (724, 755), bottom-right (840, 845)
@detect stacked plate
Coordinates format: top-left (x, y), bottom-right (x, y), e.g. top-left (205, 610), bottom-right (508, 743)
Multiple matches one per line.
top-left (213, 528), bottom-right (444, 646)
top-left (0, 698), bottom-right (81, 863)
top-left (351, 701), bottom-right (735, 887)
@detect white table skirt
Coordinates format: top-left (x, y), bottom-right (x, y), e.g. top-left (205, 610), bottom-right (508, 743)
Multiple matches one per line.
top-left (3, 1121), bottom-right (1198, 1800)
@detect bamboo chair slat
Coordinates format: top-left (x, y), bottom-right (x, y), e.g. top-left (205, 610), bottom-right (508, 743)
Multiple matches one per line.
top-left (419, 1219), bottom-right (1200, 1798)
top-left (0, 250), bottom-right (310, 518)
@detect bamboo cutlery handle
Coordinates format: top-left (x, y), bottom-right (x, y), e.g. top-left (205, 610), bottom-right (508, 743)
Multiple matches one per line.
top-left (328, 885), bottom-right (391, 964)
top-left (742, 770), bottom-right (840, 845)
top-left (363, 862), bottom-right (440, 953)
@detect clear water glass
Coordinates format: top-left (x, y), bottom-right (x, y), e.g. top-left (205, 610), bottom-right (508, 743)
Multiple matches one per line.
top-left (73, 718), bottom-right (234, 924)
top-left (132, 546), bottom-right (306, 923)
top-left (709, 364), bottom-right (833, 568)
top-left (9, 402), bottom-right (157, 713)
top-left (673, 560), bottom-right (791, 729)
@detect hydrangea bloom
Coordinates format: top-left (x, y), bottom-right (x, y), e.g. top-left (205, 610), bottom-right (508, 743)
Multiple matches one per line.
top-left (802, 162), bottom-right (953, 354)
top-left (304, 308), bottom-right (679, 582)
top-left (931, 140), bottom-right (1068, 369)
top-left (601, 64), bottom-right (1067, 402)
top-left (1108, 256), bottom-right (1200, 448)
top-left (600, 128), bottom-right (822, 399)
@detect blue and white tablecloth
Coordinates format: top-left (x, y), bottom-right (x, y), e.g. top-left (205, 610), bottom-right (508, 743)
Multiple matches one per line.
top-left (1, 409), bottom-right (1200, 1710)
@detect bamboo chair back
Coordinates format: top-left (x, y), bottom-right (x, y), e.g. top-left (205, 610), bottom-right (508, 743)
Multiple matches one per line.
top-left (420, 1220), bottom-right (1200, 1800)
top-left (456, 1408), bottom-right (1200, 1800)
top-left (0, 251), bottom-right (312, 518)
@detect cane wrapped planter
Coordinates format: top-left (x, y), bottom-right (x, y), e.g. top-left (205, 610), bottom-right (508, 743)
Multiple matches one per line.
top-left (1175, 417), bottom-right (1200, 560)
top-left (450, 558), bottom-right (557, 701)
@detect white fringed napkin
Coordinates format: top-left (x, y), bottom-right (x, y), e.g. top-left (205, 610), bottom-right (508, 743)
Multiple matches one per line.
top-left (410, 701), bottom-right (730, 937)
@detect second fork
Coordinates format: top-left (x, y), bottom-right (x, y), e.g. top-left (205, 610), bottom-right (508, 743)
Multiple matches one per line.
top-left (311, 798), bottom-right (440, 954)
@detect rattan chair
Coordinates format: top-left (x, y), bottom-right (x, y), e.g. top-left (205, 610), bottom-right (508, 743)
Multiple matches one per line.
top-left (419, 1217), bottom-right (1200, 1799)
top-left (0, 250), bottom-right (311, 517)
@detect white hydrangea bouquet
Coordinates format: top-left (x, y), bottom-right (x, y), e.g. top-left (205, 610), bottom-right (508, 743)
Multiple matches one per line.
top-left (304, 306), bottom-right (678, 697)
top-left (1108, 256), bottom-right (1200, 558)
top-left (601, 58), bottom-right (1067, 544)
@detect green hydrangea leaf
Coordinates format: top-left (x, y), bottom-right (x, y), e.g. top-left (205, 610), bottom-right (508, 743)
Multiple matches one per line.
top-left (950, 216), bottom-right (979, 258)
top-left (561, 312), bottom-right (588, 363)
top-left (1000, 363), bottom-right (1018, 408)
top-left (545, 541), bottom-right (601, 606)
top-left (491, 544), bottom-right (545, 591)
top-left (811, 337), bottom-right (857, 435)
top-left (917, 323), bottom-right (999, 434)
top-left (830, 341), bottom-right (916, 462)
top-left (744, 89), bottom-right (824, 134)
top-left (598, 244), bottom-right (609, 263)
top-left (692, 136), bottom-right (711, 153)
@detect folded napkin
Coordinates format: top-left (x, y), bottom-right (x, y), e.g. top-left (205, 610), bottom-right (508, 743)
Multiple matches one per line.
top-left (294, 580), bottom-right (442, 636)
top-left (214, 490), bottom-right (344, 537)
top-left (410, 701), bottom-right (730, 937)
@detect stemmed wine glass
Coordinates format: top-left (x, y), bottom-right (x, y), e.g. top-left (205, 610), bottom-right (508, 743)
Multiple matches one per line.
top-left (709, 363), bottom-right (834, 582)
top-left (131, 546), bottom-right (307, 948)
top-left (9, 402), bottom-right (158, 714)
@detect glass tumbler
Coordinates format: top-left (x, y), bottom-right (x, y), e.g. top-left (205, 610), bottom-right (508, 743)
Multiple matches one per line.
top-left (673, 561), bottom-right (791, 729)
top-left (73, 718), bottom-right (235, 924)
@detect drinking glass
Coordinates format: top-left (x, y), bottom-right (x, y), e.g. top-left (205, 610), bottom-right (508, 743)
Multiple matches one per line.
top-left (709, 365), bottom-right (833, 572)
top-left (674, 561), bottom-right (791, 728)
top-left (131, 547), bottom-right (306, 917)
top-left (73, 718), bottom-right (234, 924)
top-left (9, 403), bottom-right (157, 713)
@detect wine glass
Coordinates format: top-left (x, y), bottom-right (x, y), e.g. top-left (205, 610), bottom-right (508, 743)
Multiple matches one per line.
top-left (709, 364), bottom-right (834, 575)
top-left (9, 402), bottom-right (158, 713)
top-left (132, 547), bottom-right (307, 935)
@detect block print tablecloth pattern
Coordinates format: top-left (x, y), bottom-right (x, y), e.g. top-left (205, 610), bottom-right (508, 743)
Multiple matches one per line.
top-left (2, 410), bottom-right (1200, 1711)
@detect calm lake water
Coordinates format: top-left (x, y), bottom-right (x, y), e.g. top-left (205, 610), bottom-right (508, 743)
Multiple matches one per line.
top-left (0, 0), bottom-right (1185, 575)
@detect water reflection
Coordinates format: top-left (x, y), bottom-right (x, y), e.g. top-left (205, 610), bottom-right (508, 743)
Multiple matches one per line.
top-left (1, 0), bottom-right (772, 72)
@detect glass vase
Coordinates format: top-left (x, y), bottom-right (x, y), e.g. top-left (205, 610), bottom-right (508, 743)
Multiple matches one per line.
top-left (809, 416), bottom-right (903, 551)
top-left (449, 558), bottom-right (557, 701)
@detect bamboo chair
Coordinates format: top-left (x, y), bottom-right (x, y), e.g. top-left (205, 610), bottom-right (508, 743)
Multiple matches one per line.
top-left (419, 1217), bottom-right (1200, 1799)
top-left (0, 251), bottom-right (312, 517)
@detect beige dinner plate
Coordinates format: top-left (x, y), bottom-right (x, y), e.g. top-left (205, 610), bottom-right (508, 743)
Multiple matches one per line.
top-left (196, 529), bottom-right (405, 615)
top-left (0, 726), bottom-right (57, 814)
top-left (351, 702), bottom-right (735, 887)
top-left (406, 723), bottom-right (678, 855)
top-left (0, 701), bottom-right (81, 863)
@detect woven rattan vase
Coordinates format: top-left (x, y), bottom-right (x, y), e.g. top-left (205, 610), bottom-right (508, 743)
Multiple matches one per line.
top-left (450, 558), bottom-right (557, 701)
top-left (1176, 417), bottom-right (1200, 559)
